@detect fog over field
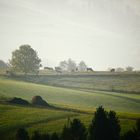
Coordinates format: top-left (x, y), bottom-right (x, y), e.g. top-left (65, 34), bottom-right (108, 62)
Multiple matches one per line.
top-left (0, 0), bottom-right (140, 70)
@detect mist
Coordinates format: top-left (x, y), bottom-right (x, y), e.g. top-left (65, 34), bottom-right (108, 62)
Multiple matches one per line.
top-left (0, 0), bottom-right (140, 70)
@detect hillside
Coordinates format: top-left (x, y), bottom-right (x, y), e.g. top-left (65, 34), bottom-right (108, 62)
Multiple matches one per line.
top-left (0, 75), bottom-right (140, 139)
top-left (0, 76), bottom-right (140, 113)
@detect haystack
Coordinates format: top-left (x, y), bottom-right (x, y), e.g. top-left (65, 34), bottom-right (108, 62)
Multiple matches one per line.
top-left (8, 97), bottom-right (29, 105)
top-left (31, 96), bottom-right (49, 106)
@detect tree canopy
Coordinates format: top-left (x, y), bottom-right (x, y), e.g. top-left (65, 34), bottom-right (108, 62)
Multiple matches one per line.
top-left (10, 45), bottom-right (41, 74)
top-left (89, 106), bottom-right (121, 140)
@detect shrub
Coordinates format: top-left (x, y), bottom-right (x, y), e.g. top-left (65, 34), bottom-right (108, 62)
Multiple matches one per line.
top-left (16, 128), bottom-right (29, 140)
top-left (88, 106), bottom-right (120, 140)
top-left (8, 97), bottom-right (29, 105)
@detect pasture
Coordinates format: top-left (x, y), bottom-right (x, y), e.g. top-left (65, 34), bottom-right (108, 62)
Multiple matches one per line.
top-left (12, 72), bottom-right (140, 93)
top-left (0, 74), bottom-right (140, 139)
top-left (0, 76), bottom-right (140, 112)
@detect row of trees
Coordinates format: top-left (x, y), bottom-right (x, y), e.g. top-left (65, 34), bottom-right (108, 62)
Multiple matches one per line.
top-left (59, 59), bottom-right (88, 72)
top-left (3, 45), bottom-right (89, 74)
top-left (15, 106), bottom-right (140, 140)
top-left (0, 44), bottom-right (136, 74)
top-left (109, 66), bottom-right (134, 72)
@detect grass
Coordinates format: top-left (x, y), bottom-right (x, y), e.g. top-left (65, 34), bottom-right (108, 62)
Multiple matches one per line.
top-left (0, 75), bottom-right (140, 139)
top-left (0, 76), bottom-right (140, 113)
top-left (0, 103), bottom-right (79, 139)
top-left (0, 104), bottom-right (138, 139)
top-left (13, 73), bottom-right (140, 93)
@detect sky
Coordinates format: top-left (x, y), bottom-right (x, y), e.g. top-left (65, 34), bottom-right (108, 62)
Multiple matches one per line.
top-left (0, 0), bottom-right (140, 70)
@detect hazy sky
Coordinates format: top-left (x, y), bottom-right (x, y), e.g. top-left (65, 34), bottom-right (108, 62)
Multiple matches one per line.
top-left (0, 0), bottom-right (140, 70)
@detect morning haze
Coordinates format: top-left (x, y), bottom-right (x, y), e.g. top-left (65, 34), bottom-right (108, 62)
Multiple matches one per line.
top-left (0, 0), bottom-right (140, 70)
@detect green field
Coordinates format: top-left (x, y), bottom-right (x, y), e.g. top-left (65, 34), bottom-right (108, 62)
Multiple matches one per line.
top-left (12, 73), bottom-right (140, 93)
top-left (0, 74), bottom-right (140, 139)
top-left (0, 76), bottom-right (140, 112)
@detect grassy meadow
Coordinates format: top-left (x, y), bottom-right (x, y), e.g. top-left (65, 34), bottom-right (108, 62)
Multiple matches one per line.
top-left (0, 73), bottom-right (140, 139)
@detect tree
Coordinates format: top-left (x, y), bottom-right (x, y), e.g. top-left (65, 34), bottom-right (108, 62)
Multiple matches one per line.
top-left (126, 66), bottom-right (134, 72)
top-left (116, 67), bottom-right (124, 72)
top-left (31, 131), bottom-right (41, 140)
top-left (62, 118), bottom-right (87, 140)
top-left (135, 119), bottom-right (140, 139)
top-left (88, 106), bottom-right (108, 140)
top-left (0, 60), bottom-right (8, 69)
top-left (122, 119), bottom-right (140, 140)
top-left (51, 133), bottom-right (60, 140)
top-left (59, 59), bottom-right (77, 72)
top-left (69, 119), bottom-right (87, 140)
top-left (88, 106), bottom-right (120, 140)
top-left (10, 45), bottom-right (41, 75)
top-left (15, 128), bottom-right (29, 140)
top-left (59, 60), bottom-right (68, 71)
top-left (78, 61), bottom-right (87, 72)
top-left (108, 111), bottom-right (121, 140)
top-left (122, 130), bottom-right (137, 140)
top-left (67, 58), bottom-right (77, 72)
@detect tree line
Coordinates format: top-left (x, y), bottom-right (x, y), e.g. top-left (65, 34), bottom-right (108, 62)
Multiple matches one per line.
top-left (15, 106), bottom-right (140, 140)
top-left (0, 44), bottom-right (136, 74)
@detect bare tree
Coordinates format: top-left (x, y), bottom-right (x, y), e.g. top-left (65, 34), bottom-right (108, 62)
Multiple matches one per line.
top-left (126, 66), bottom-right (134, 72)
top-left (59, 60), bottom-right (68, 71)
top-left (116, 67), bottom-right (124, 72)
top-left (78, 61), bottom-right (87, 72)
top-left (67, 58), bottom-right (77, 72)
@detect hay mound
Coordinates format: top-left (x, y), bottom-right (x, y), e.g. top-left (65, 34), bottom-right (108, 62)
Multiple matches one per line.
top-left (31, 96), bottom-right (49, 106)
top-left (8, 97), bottom-right (29, 105)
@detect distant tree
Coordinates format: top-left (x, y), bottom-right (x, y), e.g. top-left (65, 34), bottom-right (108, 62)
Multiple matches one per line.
top-left (62, 118), bottom-right (87, 140)
top-left (78, 61), bottom-right (87, 72)
top-left (67, 58), bottom-right (77, 72)
top-left (88, 106), bottom-right (120, 140)
top-left (59, 59), bottom-right (77, 72)
top-left (10, 45), bottom-right (41, 75)
top-left (116, 67), bottom-right (124, 72)
top-left (16, 128), bottom-right (29, 140)
top-left (0, 60), bottom-right (8, 69)
top-left (59, 60), bottom-right (68, 71)
top-left (55, 67), bottom-right (62, 73)
top-left (126, 66), bottom-right (134, 72)
top-left (110, 68), bottom-right (115, 72)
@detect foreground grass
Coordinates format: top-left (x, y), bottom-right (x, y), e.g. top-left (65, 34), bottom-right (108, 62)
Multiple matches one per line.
top-left (0, 104), bottom-right (78, 139)
top-left (0, 104), bottom-right (138, 139)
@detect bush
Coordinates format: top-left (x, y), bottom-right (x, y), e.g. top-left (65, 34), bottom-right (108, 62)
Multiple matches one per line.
top-left (16, 128), bottom-right (29, 140)
top-left (88, 106), bottom-right (120, 140)
top-left (8, 97), bottom-right (29, 105)
top-left (51, 133), bottom-right (60, 140)
top-left (122, 118), bottom-right (140, 140)
top-left (62, 118), bottom-right (87, 140)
